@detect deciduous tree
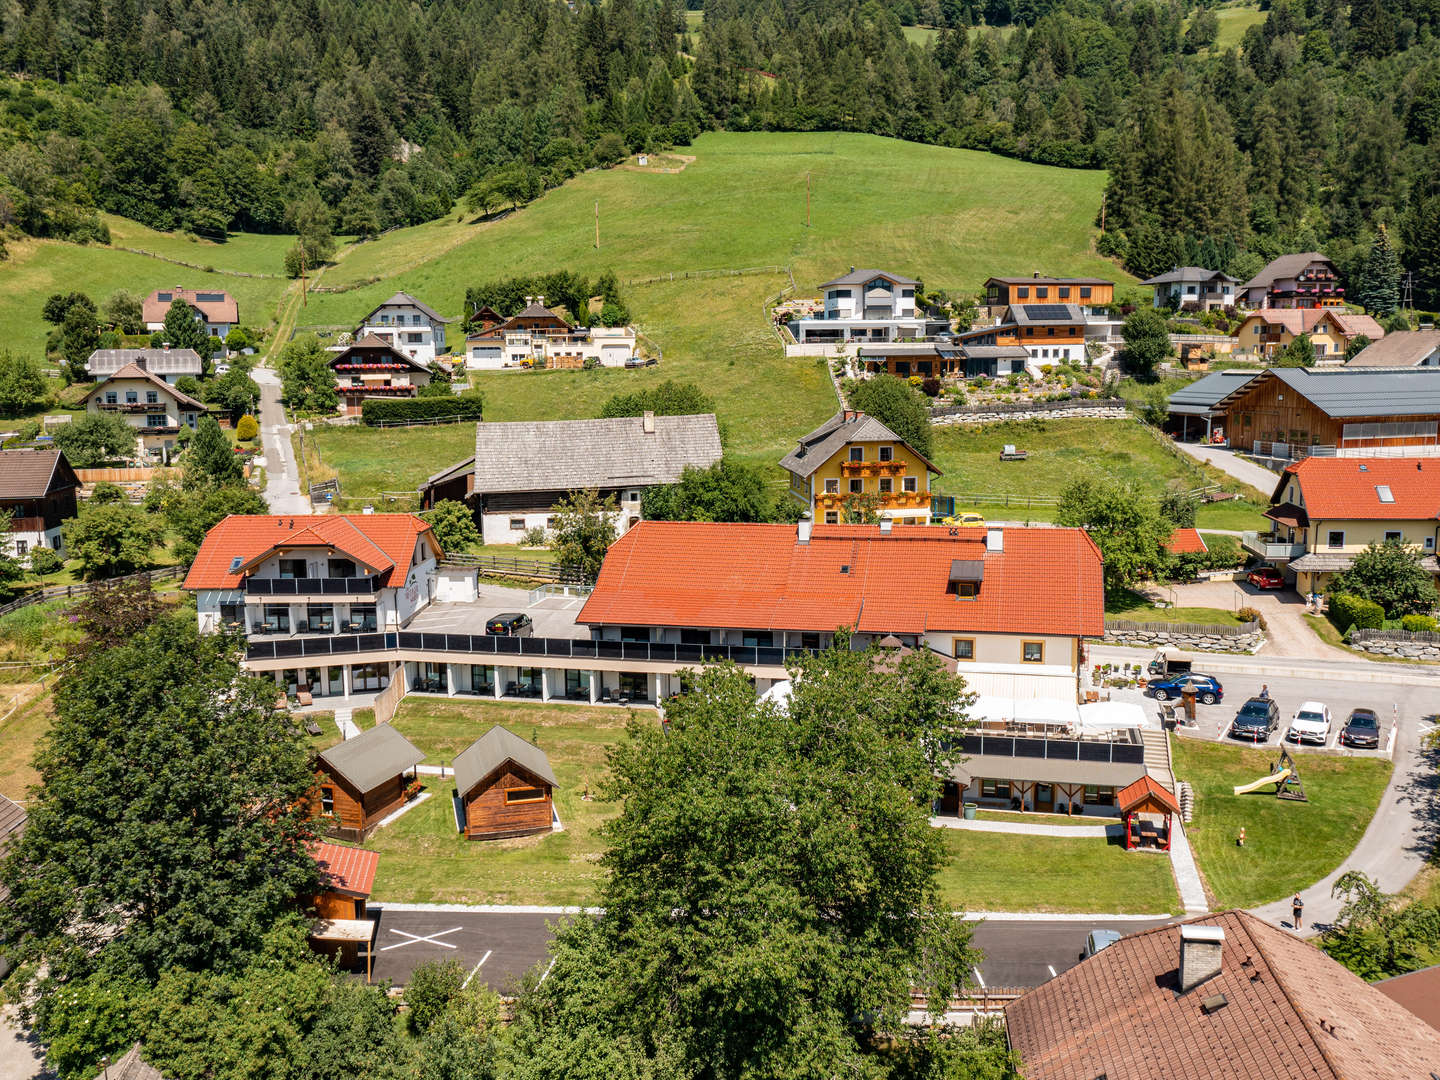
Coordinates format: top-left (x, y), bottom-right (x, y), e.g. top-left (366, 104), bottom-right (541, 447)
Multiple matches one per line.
top-left (849, 374), bottom-right (934, 458)
top-left (427, 499), bottom-right (482, 553)
top-left (0, 350), bottom-right (47, 415)
top-left (548, 489), bottom-right (617, 580)
top-left (1057, 476), bottom-right (1172, 591)
top-left (1120, 307), bottom-right (1171, 380)
top-left (50, 412), bottom-right (136, 466)
top-left (641, 459), bottom-right (788, 523)
top-left (60, 496), bottom-right (162, 579)
top-left (1332, 537), bottom-right (1439, 616)
top-left (277, 334), bottom-right (339, 413)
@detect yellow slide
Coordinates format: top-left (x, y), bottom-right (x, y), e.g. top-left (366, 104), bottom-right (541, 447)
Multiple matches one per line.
top-left (1233, 769), bottom-right (1290, 796)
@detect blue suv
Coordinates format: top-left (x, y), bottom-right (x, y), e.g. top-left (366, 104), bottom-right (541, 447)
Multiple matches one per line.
top-left (1148, 673), bottom-right (1223, 705)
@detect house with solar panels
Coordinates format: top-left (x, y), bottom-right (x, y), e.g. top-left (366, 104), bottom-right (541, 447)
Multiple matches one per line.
top-left (142, 286), bottom-right (238, 339)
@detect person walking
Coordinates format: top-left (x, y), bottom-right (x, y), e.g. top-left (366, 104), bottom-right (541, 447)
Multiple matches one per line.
top-left (1260, 684), bottom-right (1270, 700)
top-left (1292, 893), bottom-right (1304, 930)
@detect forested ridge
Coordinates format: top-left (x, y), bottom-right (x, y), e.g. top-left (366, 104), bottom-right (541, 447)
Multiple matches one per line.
top-left (3, 0), bottom-right (1440, 301)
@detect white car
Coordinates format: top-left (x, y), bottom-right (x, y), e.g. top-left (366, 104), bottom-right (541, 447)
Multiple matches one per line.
top-left (1287, 701), bottom-right (1332, 745)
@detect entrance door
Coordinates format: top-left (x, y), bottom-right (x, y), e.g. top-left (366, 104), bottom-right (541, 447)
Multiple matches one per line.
top-left (1035, 784), bottom-right (1054, 813)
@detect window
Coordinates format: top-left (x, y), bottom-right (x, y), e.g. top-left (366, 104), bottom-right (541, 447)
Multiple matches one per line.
top-left (306, 604), bottom-right (335, 632)
top-left (509, 518), bottom-right (525, 531)
top-left (954, 581), bottom-right (978, 599)
top-left (263, 604), bottom-right (290, 632)
top-left (1080, 287), bottom-right (1092, 299)
top-left (849, 478), bottom-right (863, 494)
top-left (1427, 538), bottom-right (1436, 552)
top-left (351, 663), bottom-right (389, 691)
top-left (1327, 530), bottom-right (1345, 548)
top-left (849, 446), bottom-right (864, 462)
top-left (742, 631), bottom-right (773, 648)
top-left (620, 627), bottom-right (650, 643)
top-left (824, 478), bottom-right (839, 494)
top-left (105, 391), bottom-right (117, 404)
top-left (879, 446), bottom-right (893, 462)
top-left (1036, 287), bottom-right (1049, 299)
top-left (879, 478), bottom-right (893, 493)
top-left (350, 605), bottom-right (378, 632)
top-left (1016, 287), bottom-right (1029, 299)
top-left (564, 669), bottom-right (589, 696)
top-left (825, 511), bottom-right (839, 524)
top-left (799, 632), bottom-right (821, 649)
top-left (219, 601), bottom-right (243, 625)
top-left (470, 665), bottom-right (496, 693)
top-left (145, 390), bottom-right (158, 403)
top-left (1058, 287), bottom-right (1070, 298)
top-left (1022, 640), bottom-right (1044, 663)
top-left (903, 477), bottom-right (918, 493)
top-left (328, 558), bottom-right (356, 578)
top-left (1385, 530), bottom-right (1403, 542)
top-left (278, 558), bottom-right (307, 579)
top-left (1084, 784), bottom-right (1116, 806)
top-left (145, 415), bottom-right (167, 427)
top-left (981, 779), bottom-right (1010, 800)
top-left (320, 787), bottom-right (335, 815)
top-left (953, 638), bottom-right (975, 660)
top-left (506, 787), bottom-right (547, 804)
top-left (680, 628), bottom-right (710, 645)
top-left (406, 332), bottom-right (422, 344)
top-left (125, 391), bottom-right (138, 403)
top-left (14, 540), bottom-right (26, 555)
top-left (628, 491), bottom-right (640, 502)
top-left (1047, 326), bottom-right (1056, 336)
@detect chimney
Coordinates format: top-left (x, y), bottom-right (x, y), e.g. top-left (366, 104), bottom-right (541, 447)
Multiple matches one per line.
top-left (879, 513), bottom-right (893, 535)
top-left (1033, 271), bottom-right (1040, 278)
top-left (536, 294), bottom-right (545, 307)
top-left (135, 356), bottom-right (147, 372)
top-left (797, 511), bottom-right (812, 546)
top-left (849, 265), bottom-right (855, 273)
top-left (642, 410), bottom-right (656, 434)
top-left (1179, 925), bottom-right (1225, 993)
top-left (162, 341), bottom-right (170, 351)
top-left (986, 527), bottom-right (1004, 553)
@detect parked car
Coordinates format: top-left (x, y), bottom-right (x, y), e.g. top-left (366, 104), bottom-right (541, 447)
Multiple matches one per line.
top-left (1339, 708), bottom-right (1382, 749)
top-left (1149, 673), bottom-right (1223, 705)
top-left (1247, 565), bottom-right (1285, 590)
top-left (1080, 929), bottom-right (1123, 960)
top-left (485, 612), bottom-right (533, 636)
top-left (956, 512), bottom-right (986, 527)
top-left (1286, 701), bottom-right (1333, 745)
top-left (1231, 697), bottom-right (1280, 742)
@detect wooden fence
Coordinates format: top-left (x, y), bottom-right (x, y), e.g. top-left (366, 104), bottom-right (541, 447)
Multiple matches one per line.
top-left (440, 552), bottom-right (588, 584)
top-left (623, 264), bottom-right (791, 287)
top-left (373, 675), bottom-right (407, 726)
top-left (1104, 618), bottom-right (1261, 637)
top-left (0, 565), bottom-right (187, 619)
top-left (76, 467), bottom-right (181, 484)
top-left (1350, 627), bottom-right (1440, 644)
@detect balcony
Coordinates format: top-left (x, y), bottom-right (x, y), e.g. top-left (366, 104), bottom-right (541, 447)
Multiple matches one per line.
top-left (956, 731), bottom-right (1146, 765)
top-left (336, 383), bottom-right (416, 396)
top-left (881, 491), bottom-right (931, 510)
top-left (97, 401), bottom-right (167, 413)
top-left (1242, 531), bottom-right (1307, 561)
top-left (242, 576), bottom-right (382, 596)
top-left (840, 460), bottom-right (906, 477)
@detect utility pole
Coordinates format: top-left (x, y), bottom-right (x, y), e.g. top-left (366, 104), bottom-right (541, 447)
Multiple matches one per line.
top-left (1403, 270), bottom-right (1414, 312)
top-left (1099, 193), bottom-right (1106, 233)
top-left (805, 172), bottom-right (811, 228)
top-left (594, 200), bottom-right (600, 250)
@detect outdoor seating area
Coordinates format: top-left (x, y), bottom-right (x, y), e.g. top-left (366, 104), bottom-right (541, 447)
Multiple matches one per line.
top-left (1117, 775), bottom-right (1179, 851)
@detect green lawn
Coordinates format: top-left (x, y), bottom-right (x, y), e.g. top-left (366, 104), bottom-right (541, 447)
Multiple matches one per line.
top-left (935, 829), bottom-right (1179, 913)
top-left (902, 24), bottom-right (941, 45)
top-left (0, 688), bottom-right (51, 801)
top-left (102, 214), bottom-right (297, 277)
top-left (1172, 735), bottom-right (1393, 909)
top-left (1212, 3), bottom-right (1266, 49)
top-left (1105, 589), bottom-right (1244, 627)
top-left (367, 698), bottom-right (633, 905)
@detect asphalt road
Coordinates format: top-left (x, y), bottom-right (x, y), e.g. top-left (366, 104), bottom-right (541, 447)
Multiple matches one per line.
top-left (362, 909), bottom-right (1173, 992)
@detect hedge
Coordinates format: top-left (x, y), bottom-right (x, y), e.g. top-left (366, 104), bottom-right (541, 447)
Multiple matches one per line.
top-left (1328, 592), bottom-right (1384, 634)
top-left (361, 393), bottom-right (485, 425)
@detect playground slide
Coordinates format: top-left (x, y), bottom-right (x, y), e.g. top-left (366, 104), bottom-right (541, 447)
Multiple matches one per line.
top-left (1233, 769), bottom-right (1290, 796)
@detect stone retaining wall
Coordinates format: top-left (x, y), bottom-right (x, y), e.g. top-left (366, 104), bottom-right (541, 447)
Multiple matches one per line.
top-left (933, 406), bottom-right (1131, 425)
top-left (1348, 636), bottom-right (1440, 660)
top-left (1102, 627), bottom-right (1265, 653)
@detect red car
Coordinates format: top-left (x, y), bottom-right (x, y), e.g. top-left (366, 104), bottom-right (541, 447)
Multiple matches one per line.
top-left (1247, 566), bottom-right (1285, 590)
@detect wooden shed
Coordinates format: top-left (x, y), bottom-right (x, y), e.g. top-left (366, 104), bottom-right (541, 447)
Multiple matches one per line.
top-left (314, 724), bottom-right (426, 841)
top-left (308, 841), bottom-right (380, 980)
top-left (452, 725), bottom-right (559, 841)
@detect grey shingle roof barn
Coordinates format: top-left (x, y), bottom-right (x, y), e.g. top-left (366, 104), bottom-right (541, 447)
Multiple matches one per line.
top-left (1215, 367), bottom-right (1440, 418)
top-left (780, 410), bottom-right (941, 478)
top-left (317, 724), bottom-right (426, 794)
top-left (470, 414), bottom-right (722, 494)
top-left (453, 724), bottom-right (559, 797)
top-left (0, 448), bottom-right (79, 500)
top-left (1166, 370), bottom-right (1260, 415)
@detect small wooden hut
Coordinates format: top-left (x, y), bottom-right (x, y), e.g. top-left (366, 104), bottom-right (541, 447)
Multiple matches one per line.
top-left (314, 724), bottom-right (426, 840)
top-left (453, 725), bottom-right (558, 841)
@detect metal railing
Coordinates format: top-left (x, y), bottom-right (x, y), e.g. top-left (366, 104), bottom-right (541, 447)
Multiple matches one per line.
top-left (957, 732), bottom-right (1147, 765)
top-left (1240, 532), bottom-right (1306, 560)
top-left (242, 577), bottom-right (382, 595)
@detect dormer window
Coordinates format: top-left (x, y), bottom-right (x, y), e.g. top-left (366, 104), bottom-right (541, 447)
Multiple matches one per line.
top-left (947, 559), bottom-right (983, 598)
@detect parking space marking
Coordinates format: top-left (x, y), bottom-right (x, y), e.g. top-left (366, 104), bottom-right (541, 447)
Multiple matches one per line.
top-left (462, 949), bottom-right (493, 988)
top-left (380, 926), bottom-right (465, 951)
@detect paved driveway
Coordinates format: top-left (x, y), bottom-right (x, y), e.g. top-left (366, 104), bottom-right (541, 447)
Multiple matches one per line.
top-left (1170, 442), bottom-right (1281, 495)
top-left (1139, 578), bottom-right (1352, 661)
top-left (365, 908), bottom-right (566, 991)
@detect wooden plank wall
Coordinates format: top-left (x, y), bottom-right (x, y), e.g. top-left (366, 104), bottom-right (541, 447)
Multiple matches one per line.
top-left (464, 765), bottom-right (553, 840)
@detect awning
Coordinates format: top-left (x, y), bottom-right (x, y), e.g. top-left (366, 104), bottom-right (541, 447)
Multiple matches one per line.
top-left (1263, 503), bottom-right (1309, 530)
top-left (970, 695), bottom-right (1079, 728)
top-left (1078, 701), bottom-right (1155, 733)
top-left (310, 918), bottom-right (376, 942)
top-left (949, 753), bottom-right (1145, 789)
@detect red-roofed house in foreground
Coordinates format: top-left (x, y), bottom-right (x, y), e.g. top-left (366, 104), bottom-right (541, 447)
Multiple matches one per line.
top-left (309, 841), bottom-right (379, 979)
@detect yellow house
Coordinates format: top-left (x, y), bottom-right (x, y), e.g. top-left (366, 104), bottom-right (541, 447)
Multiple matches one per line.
top-left (1233, 309), bottom-right (1384, 361)
top-left (1249, 456), bottom-right (1440, 594)
top-left (780, 410), bottom-right (939, 525)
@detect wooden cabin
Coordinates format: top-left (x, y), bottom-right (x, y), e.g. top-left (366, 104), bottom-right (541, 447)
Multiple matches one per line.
top-left (314, 724), bottom-right (426, 841)
top-left (452, 725), bottom-right (559, 841)
top-left (309, 841), bottom-right (379, 979)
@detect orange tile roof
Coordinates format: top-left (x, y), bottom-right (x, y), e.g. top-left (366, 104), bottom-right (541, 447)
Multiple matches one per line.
top-left (1165, 527), bottom-right (1208, 554)
top-left (183, 514), bottom-right (437, 590)
top-left (310, 841), bottom-right (379, 897)
top-left (577, 522), bottom-right (1104, 637)
top-left (1283, 458), bottom-right (1440, 521)
top-left (1006, 909), bottom-right (1440, 1080)
top-left (1117, 773), bottom-right (1180, 814)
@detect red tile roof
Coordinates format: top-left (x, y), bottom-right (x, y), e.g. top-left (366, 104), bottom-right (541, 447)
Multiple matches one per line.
top-left (1324, 310), bottom-right (1385, 340)
top-left (1281, 458), bottom-right (1440, 520)
top-left (1117, 773), bottom-right (1180, 814)
top-left (1376, 964), bottom-right (1440, 1033)
top-left (578, 522), bottom-right (1104, 637)
top-left (1165, 527), bottom-right (1208, 554)
top-left (310, 841), bottom-right (380, 897)
top-left (1244, 308), bottom-right (1327, 335)
top-left (183, 514), bottom-right (438, 590)
top-left (1006, 909), bottom-right (1440, 1080)
top-left (142, 286), bottom-right (238, 326)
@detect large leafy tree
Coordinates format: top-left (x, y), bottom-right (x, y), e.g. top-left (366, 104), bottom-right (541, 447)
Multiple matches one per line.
top-left (1322, 871), bottom-right (1440, 981)
top-left (144, 475), bottom-right (266, 563)
top-left (510, 644), bottom-right (989, 1079)
top-left (641, 458), bottom-right (788, 523)
top-left (0, 617), bottom-right (319, 993)
top-left (599, 380), bottom-right (714, 419)
top-left (60, 493), bottom-right (163, 579)
top-left (427, 499), bottom-right (482, 553)
top-left (849, 374), bottom-right (933, 459)
top-left (278, 334), bottom-right (339, 413)
top-left (0, 350), bottom-right (47, 415)
top-left (548, 489), bottom-right (618, 579)
top-left (1332, 538), bottom-right (1439, 616)
top-left (1119, 307), bottom-right (1171, 380)
top-left (1057, 476), bottom-right (1173, 591)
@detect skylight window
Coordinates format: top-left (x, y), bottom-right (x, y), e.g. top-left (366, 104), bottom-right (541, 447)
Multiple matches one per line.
top-left (229, 556), bottom-right (244, 572)
top-left (1376, 485), bottom-right (1395, 503)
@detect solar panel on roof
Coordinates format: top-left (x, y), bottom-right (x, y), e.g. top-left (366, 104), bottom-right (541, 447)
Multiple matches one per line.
top-left (1022, 304), bottom-right (1073, 321)
top-left (195, 292), bottom-right (226, 303)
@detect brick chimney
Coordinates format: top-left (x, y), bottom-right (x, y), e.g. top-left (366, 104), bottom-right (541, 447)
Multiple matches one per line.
top-left (135, 356), bottom-right (147, 372)
top-left (1179, 924), bottom-right (1225, 993)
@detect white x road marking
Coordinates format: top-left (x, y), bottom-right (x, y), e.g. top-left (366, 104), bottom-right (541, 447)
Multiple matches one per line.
top-left (380, 926), bottom-right (465, 951)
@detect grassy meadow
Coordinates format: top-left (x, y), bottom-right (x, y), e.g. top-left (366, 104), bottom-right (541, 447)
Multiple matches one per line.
top-left (102, 213), bottom-right (298, 277)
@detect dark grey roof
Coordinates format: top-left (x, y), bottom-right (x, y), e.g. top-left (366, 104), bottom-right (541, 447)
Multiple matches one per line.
top-left (453, 724), bottom-right (558, 797)
top-left (364, 291), bottom-right (453, 325)
top-left (0, 448), bottom-right (79, 500)
top-left (423, 456), bottom-right (475, 489)
top-left (0, 794), bottom-right (26, 905)
top-left (1138, 266), bottom-right (1237, 286)
top-left (1242, 252), bottom-right (1334, 291)
top-left (318, 724), bottom-right (426, 793)
top-left (93, 1044), bottom-right (165, 1080)
top-left (779, 410), bottom-right (941, 478)
top-left (855, 343), bottom-right (944, 357)
top-left (949, 753), bottom-right (1144, 788)
top-left (86, 348), bottom-right (203, 377)
top-left (1346, 331), bottom-right (1440, 368)
top-left (471, 415), bottom-right (722, 494)
top-left (985, 275), bottom-right (1114, 286)
top-left (949, 559), bottom-right (984, 581)
top-left (817, 268), bottom-right (919, 288)
top-left (1166, 370), bottom-right (1260, 414)
top-left (1010, 303), bottom-right (1084, 325)
top-left (1227, 367), bottom-right (1440, 418)
top-left (960, 345), bottom-right (1031, 359)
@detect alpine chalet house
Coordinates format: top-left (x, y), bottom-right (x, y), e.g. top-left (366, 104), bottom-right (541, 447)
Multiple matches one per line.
top-left (788, 269), bottom-right (931, 343)
top-left (83, 359), bottom-right (205, 460)
top-left (86, 346), bottom-right (203, 385)
top-left (1231, 308), bottom-right (1383, 362)
top-left (313, 723), bottom-right (426, 840)
top-left (1139, 266), bottom-right (1238, 311)
top-left (142, 286), bottom-right (239, 338)
top-left (463, 296), bottom-right (636, 369)
top-left (781, 410), bottom-right (940, 525)
top-left (0, 448), bottom-right (79, 557)
top-left (1239, 252), bottom-right (1344, 309)
top-left (184, 513), bottom-right (442, 698)
top-left (983, 274), bottom-right (1115, 315)
top-left (453, 725), bottom-right (558, 840)
top-left (355, 292), bottom-right (452, 366)
top-left (417, 413), bottom-right (723, 543)
top-left (328, 334), bottom-right (434, 415)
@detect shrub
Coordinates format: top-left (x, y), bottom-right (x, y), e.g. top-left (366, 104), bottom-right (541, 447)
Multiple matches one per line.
top-left (1235, 606), bottom-right (1266, 630)
top-left (405, 959), bottom-right (465, 1034)
top-left (360, 393), bottom-right (485, 425)
top-left (521, 525), bottom-right (547, 547)
top-left (1401, 614), bottom-right (1438, 632)
top-left (28, 547), bottom-right (64, 575)
top-left (1202, 534), bottom-right (1242, 570)
top-left (1328, 592), bottom-right (1385, 633)
top-left (235, 414), bottom-right (259, 441)
top-left (920, 377), bottom-right (941, 397)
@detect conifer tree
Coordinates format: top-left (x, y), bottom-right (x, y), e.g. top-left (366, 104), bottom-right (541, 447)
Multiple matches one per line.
top-left (1357, 225), bottom-right (1401, 317)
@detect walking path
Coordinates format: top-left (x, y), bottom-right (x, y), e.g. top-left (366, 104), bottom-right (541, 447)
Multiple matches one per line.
top-left (253, 366), bottom-right (311, 515)
top-left (333, 707), bottom-right (360, 740)
top-left (1168, 820), bottom-right (1209, 914)
top-left (929, 816), bottom-right (1114, 838)
top-left (1171, 440), bottom-right (1280, 493)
